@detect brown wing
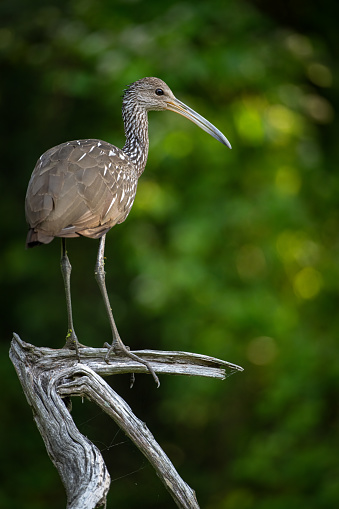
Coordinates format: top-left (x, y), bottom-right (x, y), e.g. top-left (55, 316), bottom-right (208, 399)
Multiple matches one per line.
top-left (25, 139), bottom-right (138, 245)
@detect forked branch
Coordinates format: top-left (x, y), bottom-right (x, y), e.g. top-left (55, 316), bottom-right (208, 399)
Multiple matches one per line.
top-left (9, 333), bottom-right (242, 508)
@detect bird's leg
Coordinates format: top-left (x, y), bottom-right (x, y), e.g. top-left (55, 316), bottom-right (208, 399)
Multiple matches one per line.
top-left (95, 234), bottom-right (160, 387)
top-left (60, 238), bottom-right (81, 358)
top-left (94, 235), bottom-right (123, 351)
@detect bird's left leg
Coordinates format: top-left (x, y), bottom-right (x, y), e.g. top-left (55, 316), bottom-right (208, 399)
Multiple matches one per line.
top-left (95, 234), bottom-right (160, 387)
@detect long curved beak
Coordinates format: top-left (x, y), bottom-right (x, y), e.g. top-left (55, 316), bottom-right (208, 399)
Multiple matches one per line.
top-left (166, 97), bottom-right (232, 149)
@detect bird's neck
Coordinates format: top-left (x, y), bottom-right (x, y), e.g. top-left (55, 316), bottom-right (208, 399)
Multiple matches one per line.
top-left (122, 104), bottom-right (149, 177)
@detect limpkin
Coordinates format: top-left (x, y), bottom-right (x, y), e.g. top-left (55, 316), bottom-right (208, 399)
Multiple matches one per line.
top-left (25, 77), bottom-right (231, 386)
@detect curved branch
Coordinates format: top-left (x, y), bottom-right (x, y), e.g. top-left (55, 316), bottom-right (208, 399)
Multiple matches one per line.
top-left (58, 364), bottom-right (200, 508)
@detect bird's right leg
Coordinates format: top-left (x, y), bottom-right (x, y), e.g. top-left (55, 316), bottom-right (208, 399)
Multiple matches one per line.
top-left (95, 234), bottom-right (160, 387)
top-left (60, 238), bottom-right (81, 357)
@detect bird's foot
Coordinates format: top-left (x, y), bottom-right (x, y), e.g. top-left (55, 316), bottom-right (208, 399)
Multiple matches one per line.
top-left (63, 329), bottom-right (85, 361)
top-left (104, 340), bottom-right (160, 388)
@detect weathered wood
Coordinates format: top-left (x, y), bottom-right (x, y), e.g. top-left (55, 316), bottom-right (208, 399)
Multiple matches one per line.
top-left (58, 365), bottom-right (200, 508)
top-left (9, 333), bottom-right (243, 508)
top-left (10, 334), bottom-right (110, 509)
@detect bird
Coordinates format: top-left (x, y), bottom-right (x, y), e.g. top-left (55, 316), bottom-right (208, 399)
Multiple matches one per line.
top-left (25, 77), bottom-right (231, 386)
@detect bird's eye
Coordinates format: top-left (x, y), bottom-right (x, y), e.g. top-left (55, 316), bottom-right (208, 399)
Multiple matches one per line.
top-left (155, 88), bottom-right (164, 96)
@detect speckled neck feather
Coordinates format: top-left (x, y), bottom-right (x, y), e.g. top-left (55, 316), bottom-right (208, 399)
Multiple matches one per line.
top-left (122, 102), bottom-right (149, 177)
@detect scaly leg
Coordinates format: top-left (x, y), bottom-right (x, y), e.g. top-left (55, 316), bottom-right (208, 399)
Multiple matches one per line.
top-left (95, 234), bottom-right (159, 387)
top-left (60, 238), bottom-right (81, 358)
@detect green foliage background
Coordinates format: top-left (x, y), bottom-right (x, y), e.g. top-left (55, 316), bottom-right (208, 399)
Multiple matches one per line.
top-left (1, 0), bottom-right (338, 507)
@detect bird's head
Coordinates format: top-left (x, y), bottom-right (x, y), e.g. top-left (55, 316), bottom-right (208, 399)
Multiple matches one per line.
top-left (123, 77), bottom-right (232, 148)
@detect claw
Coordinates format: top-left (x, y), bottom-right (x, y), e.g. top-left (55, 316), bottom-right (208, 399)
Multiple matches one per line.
top-left (105, 341), bottom-right (160, 388)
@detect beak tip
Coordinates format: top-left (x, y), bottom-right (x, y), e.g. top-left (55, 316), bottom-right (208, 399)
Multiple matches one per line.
top-left (222, 138), bottom-right (232, 149)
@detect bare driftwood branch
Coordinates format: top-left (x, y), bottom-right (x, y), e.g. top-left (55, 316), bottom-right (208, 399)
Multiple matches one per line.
top-left (58, 365), bottom-right (200, 508)
top-left (10, 333), bottom-right (243, 508)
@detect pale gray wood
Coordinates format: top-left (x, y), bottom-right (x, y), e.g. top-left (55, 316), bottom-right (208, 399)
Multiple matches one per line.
top-left (10, 334), bottom-right (110, 509)
top-left (10, 333), bottom-right (243, 508)
top-left (58, 364), bottom-right (200, 508)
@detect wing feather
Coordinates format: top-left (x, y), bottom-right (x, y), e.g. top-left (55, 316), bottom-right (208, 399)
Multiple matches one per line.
top-left (25, 139), bottom-right (138, 239)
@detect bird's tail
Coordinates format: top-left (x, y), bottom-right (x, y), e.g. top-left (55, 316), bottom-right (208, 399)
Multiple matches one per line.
top-left (26, 229), bottom-right (54, 248)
